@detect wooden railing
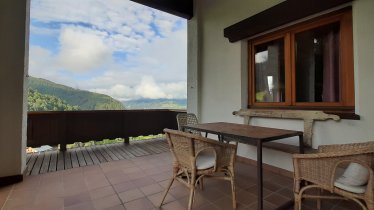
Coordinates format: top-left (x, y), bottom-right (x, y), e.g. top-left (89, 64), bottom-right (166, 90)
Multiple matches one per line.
top-left (27, 109), bottom-right (185, 150)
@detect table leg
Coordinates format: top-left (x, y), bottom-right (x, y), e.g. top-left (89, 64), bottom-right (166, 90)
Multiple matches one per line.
top-left (299, 134), bottom-right (304, 154)
top-left (218, 134), bottom-right (223, 142)
top-left (257, 141), bottom-right (263, 210)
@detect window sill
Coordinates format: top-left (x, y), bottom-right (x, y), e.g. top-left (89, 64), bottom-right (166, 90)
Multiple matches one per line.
top-left (247, 105), bottom-right (360, 120)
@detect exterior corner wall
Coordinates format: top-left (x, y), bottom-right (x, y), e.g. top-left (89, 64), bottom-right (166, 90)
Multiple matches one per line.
top-left (0, 0), bottom-right (29, 177)
top-left (187, 0), bottom-right (200, 116)
top-left (189, 0), bottom-right (374, 171)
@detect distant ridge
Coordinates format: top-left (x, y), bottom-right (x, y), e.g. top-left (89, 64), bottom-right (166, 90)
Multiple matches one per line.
top-left (123, 98), bottom-right (186, 109)
top-left (29, 76), bottom-right (125, 110)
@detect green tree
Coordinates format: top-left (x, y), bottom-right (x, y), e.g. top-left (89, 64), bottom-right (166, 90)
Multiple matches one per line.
top-left (28, 89), bottom-right (80, 111)
top-left (29, 76), bottom-right (125, 110)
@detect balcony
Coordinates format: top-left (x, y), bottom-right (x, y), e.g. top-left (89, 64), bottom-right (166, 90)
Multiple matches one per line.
top-left (25, 109), bottom-right (184, 176)
top-left (0, 110), bottom-right (358, 210)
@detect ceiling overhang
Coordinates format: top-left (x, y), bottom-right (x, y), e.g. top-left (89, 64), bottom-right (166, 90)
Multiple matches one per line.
top-left (224, 0), bottom-right (353, 42)
top-left (130, 0), bottom-right (193, 20)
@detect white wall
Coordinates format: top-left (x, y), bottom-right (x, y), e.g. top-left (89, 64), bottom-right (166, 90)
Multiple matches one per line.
top-left (189, 0), bottom-right (374, 171)
top-left (0, 0), bottom-right (29, 177)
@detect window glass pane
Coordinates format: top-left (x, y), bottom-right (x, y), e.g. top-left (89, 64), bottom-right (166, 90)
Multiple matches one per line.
top-left (254, 38), bottom-right (285, 102)
top-left (295, 22), bottom-right (340, 102)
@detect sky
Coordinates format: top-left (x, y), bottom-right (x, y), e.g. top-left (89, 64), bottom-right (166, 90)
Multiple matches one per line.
top-left (29, 0), bottom-right (187, 101)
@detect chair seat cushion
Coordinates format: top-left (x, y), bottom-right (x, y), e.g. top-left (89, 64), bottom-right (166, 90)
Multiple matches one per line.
top-left (196, 150), bottom-right (216, 170)
top-left (334, 181), bottom-right (367, 194)
top-left (334, 162), bottom-right (369, 194)
top-left (336, 163), bottom-right (369, 186)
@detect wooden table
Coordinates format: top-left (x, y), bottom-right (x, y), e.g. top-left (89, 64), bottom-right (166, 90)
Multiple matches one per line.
top-left (183, 122), bottom-right (304, 210)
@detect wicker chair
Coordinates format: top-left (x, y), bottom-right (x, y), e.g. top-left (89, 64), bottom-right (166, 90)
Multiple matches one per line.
top-left (160, 128), bottom-right (237, 210)
top-left (176, 113), bottom-right (205, 136)
top-left (176, 113), bottom-right (236, 143)
top-left (293, 141), bottom-right (374, 210)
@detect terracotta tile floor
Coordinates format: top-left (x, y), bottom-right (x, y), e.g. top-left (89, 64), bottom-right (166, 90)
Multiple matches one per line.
top-left (0, 152), bottom-right (360, 210)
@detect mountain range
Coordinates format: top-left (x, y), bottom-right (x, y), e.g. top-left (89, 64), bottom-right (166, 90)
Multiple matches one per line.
top-left (29, 77), bottom-right (124, 110)
top-left (28, 76), bottom-right (186, 111)
top-left (123, 98), bottom-right (186, 109)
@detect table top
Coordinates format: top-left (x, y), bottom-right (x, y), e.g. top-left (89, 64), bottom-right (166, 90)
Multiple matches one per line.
top-left (183, 122), bottom-right (303, 143)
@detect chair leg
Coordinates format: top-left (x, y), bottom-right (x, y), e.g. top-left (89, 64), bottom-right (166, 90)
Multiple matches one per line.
top-left (230, 173), bottom-right (237, 209)
top-left (188, 186), bottom-right (195, 210)
top-left (159, 178), bottom-right (174, 207)
top-left (366, 200), bottom-right (373, 210)
top-left (317, 189), bottom-right (322, 210)
top-left (294, 193), bottom-right (302, 210)
top-left (199, 177), bottom-right (204, 190)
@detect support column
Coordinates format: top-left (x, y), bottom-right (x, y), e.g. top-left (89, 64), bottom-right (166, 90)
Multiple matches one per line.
top-left (124, 137), bottom-right (130, 145)
top-left (187, 0), bottom-right (200, 117)
top-left (0, 0), bottom-right (29, 185)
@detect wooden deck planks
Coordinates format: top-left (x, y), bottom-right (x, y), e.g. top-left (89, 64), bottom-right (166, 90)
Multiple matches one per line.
top-left (75, 147), bottom-right (87, 167)
top-left (39, 151), bottom-right (52, 174)
top-left (116, 145), bottom-right (136, 159)
top-left (86, 147), bottom-right (101, 165)
top-left (106, 144), bottom-right (125, 160)
top-left (81, 147), bottom-right (94, 166)
top-left (26, 139), bottom-right (168, 176)
top-left (102, 145), bottom-right (120, 161)
top-left (125, 145), bottom-right (144, 157)
top-left (96, 145), bottom-right (112, 162)
top-left (26, 153), bottom-right (32, 164)
top-left (57, 151), bottom-right (65, 171)
top-left (138, 141), bottom-right (163, 154)
top-left (31, 153), bottom-right (45, 175)
top-left (91, 146), bottom-right (107, 163)
top-left (48, 151), bottom-right (58, 172)
top-left (64, 150), bottom-right (72, 170)
top-left (26, 153), bottom-right (38, 175)
top-left (70, 149), bottom-right (80, 168)
top-left (148, 140), bottom-right (169, 151)
top-left (132, 144), bottom-right (151, 156)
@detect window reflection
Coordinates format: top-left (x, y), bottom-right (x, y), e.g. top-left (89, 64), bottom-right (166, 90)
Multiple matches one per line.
top-left (295, 22), bottom-right (340, 102)
top-left (254, 39), bottom-right (285, 102)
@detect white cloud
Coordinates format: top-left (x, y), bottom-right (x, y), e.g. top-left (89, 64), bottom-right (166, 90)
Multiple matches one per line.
top-left (125, 28), bottom-right (187, 83)
top-left (135, 76), bottom-right (168, 99)
top-left (28, 45), bottom-right (79, 87)
top-left (29, 46), bottom-right (56, 76)
top-left (90, 76), bottom-right (187, 101)
top-left (58, 26), bottom-right (112, 72)
top-left (154, 19), bottom-right (173, 37)
top-left (30, 0), bottom-right (182, 49)
top-left (29, 0), bottom-right (187, 101)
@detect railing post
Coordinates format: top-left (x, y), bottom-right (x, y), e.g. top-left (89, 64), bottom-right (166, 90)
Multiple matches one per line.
top-left (124, 137), bottom-right (129, 145)
top-left (60, 143), bottom-right (67, 151)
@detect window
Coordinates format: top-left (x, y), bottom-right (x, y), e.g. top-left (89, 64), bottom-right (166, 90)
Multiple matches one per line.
top-left (248, 9), bottom-right (354, 113)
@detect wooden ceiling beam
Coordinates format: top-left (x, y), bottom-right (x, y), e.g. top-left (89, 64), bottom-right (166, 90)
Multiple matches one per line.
top-left (224, 0), bottom-right (353, 42)
top-left (130, 0), bottom-right (193, 20)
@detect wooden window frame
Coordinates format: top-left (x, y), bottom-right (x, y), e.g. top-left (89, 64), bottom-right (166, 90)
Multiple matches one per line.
top-left (248, 8), bottom-right (355, 117)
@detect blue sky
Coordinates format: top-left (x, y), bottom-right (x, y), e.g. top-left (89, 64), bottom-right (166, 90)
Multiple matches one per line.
top-left (29, 0), bottom-right (187, 101)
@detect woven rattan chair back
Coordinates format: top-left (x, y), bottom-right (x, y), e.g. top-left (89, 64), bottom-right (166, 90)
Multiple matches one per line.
top-left (160, 129), bottom-right (237, 210)
top-left (293, 141), bottom-right (374, 210)
top-left (176, 113), bottom-right (201, 135)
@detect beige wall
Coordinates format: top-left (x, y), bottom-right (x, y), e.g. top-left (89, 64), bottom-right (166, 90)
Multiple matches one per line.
top-left (0, 0), bottom-right (29, 177)
top-left (189, 0), bottom-right (374, 171)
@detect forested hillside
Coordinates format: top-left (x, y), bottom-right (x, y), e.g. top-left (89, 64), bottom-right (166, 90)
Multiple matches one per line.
top-left (28, 89), bottom-right (80, 111)
top-left (29, 77), bottom-right (125, 110)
